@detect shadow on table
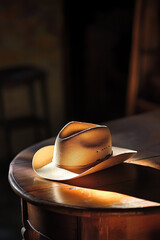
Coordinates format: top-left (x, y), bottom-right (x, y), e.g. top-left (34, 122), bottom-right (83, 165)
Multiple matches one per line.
top-left (65, 162), bottom-right (160, 204)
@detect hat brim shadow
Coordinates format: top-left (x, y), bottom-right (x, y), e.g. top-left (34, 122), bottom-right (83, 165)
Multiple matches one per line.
top-left (65, 162), bottom-right (160, 204)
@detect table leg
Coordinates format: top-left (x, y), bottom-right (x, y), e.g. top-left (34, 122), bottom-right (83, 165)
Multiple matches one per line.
top-left (21, 198), bottom-right (40, 240)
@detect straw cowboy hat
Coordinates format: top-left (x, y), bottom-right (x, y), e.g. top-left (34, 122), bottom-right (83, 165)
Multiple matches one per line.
top-left (32, 121), bottom-right (137, 181)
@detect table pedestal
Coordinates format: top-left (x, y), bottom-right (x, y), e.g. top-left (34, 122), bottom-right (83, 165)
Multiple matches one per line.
top-left (21, 199), bottom-right (160, 240)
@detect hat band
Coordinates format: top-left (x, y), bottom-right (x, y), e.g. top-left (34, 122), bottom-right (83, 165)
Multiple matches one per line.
top-left (56, 152), bottom-right (112, 171)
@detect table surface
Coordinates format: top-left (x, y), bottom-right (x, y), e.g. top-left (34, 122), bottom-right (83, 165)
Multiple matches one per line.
top-left (9, 111), bottom-right (160, 217)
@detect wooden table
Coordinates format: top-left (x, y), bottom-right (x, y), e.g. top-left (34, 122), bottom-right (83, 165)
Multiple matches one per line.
top-left (9, 111), bottom-right (160, 240)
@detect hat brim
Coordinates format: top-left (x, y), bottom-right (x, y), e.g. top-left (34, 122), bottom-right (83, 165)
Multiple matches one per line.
top-left (32, 145), bottom-right (137, 181)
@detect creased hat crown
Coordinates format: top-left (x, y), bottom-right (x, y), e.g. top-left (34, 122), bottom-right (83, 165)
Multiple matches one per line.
top-left (53, 121), bottom-right (112, 168)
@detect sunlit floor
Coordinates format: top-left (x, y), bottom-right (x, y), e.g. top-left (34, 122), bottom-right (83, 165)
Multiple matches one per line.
top-left (0, 161), bottom-right (21, 240)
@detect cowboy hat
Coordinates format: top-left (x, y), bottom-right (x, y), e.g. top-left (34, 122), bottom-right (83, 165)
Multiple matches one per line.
top-left (32, 121), bottom-right (137, 181)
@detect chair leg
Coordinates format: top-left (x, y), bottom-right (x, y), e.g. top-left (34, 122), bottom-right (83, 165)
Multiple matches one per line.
top-left (40, 77), bottom-right (51, 138)
top-left (5, 127), bottom-right (13, 162)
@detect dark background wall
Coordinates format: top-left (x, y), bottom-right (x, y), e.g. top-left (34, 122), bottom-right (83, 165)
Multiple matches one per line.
top-left (63, 0), bottom-right (134, 123)
top-left (0, 0), bottom-right (135, 158)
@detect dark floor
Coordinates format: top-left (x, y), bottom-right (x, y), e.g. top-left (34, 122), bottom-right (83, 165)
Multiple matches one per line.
top-left (0, 160), bottom-right (21, 240)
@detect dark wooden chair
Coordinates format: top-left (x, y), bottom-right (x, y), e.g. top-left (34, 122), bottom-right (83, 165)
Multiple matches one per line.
top-left (0, 65), bottom-right (50, 160)
top-left (126, 0), bottom-right (160, 116)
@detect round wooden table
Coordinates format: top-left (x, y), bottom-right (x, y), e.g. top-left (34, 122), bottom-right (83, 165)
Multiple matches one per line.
top-left (9, 111), bottom-right (160, 240)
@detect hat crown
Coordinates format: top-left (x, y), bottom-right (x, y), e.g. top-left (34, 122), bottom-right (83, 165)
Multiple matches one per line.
top-left (53, 121), bottom-right (112, 168)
